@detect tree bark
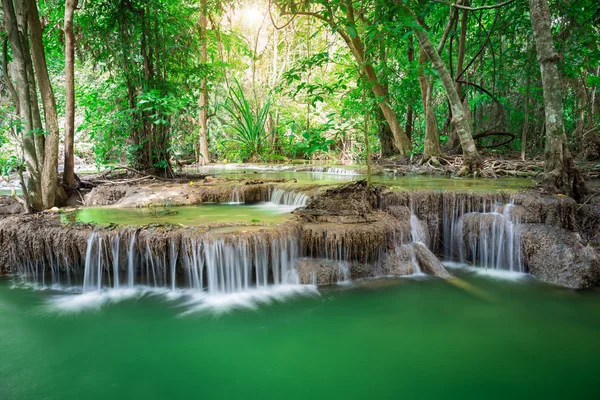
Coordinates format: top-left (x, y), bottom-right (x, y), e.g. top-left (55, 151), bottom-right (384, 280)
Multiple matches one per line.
top-left (2, 0), bottom-right (42, 210)
top-left (413, 27), bottom-right (481, 175)
top-left (197, 0), bottom-right (210, 165)
top-left (529, 0), bottom-right (585, 199)
top-left (418, 46), bottom-right (442, 163)
top-left (340, 3), bottom-right (412, 155)
top-left (63, 0), bottom-right (78, 188)
top-left (28, 0), bottom-right (60, 208)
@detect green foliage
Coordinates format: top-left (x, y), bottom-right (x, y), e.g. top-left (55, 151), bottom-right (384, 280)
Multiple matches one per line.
top-left (221, 80), bottom-right (271, 161)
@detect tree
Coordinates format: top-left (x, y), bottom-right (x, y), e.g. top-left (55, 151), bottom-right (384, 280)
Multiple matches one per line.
top-left (408, 6), bottom-right (482, 176)
top-left (63, 0), bottom-right (78, 188)
top-left (197, 0), bottom-right (210, 165)
top-left (529, 0), bottom-right (585, 198)
top-left (1, 0), bottom-right (61, 210)
top-left (275, 0), bottom-right (413, 156)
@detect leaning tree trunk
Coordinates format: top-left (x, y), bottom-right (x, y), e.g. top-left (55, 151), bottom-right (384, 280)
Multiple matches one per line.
top-left (63, 0), bottom-right (78, 189)
top-left (418, 46), bottom-right (442, 164)
top-left (197, 0), bottom-right (210, 165)
top-left (529, 0), bottom-right (585, 199)
top-left (28, 0), bottom-right (60, 208)
top-left (413, 27), bottom-right (481, 176)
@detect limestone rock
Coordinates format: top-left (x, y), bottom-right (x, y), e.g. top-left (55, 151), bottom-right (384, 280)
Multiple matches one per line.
top-left (520, 224), bottom-right (600, 289)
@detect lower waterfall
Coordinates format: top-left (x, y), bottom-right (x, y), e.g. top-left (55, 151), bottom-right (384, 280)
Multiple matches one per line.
top-left (78, 230), bottom-right (302, 294)
top-left (451, 202), bottom-right (524, 272)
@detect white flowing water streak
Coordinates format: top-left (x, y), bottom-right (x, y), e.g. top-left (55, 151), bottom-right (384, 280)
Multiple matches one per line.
top-left (410, 214), bottom-right (427, 245)
top-left (111, 234), bottom-right (120, 289)
top-left (310, 166), bottom-right (359, 175)
top-left (127, 233), bottom-right (136, 288)
top-left (82, 232), bottom-right (102, 293)
top-left (452, 202), bottom-right (524, 272)
top-left (269, 188), bottom-right (309, 207)
top-left (228, 186), bottom-right (243, 204)
top-left (77, 229), bottom-right (304, 297)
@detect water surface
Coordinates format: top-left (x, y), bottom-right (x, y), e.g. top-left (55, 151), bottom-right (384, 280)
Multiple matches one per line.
top-left (62, 203), bottom-right (294, 226)
top-left (1, 267), bottom-right (598, 399)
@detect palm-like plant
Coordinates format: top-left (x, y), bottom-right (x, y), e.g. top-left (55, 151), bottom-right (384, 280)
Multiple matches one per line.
top-left (221, 80), bottom-right (271, 161)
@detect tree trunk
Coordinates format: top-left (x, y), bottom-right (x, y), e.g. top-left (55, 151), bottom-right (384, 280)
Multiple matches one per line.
top-left (28, 0), bottom-right (60, 208)
top-left (340, 4), bottom-right (411, 156)
top-left (405, 36), bottom-right (414, 140)
top-left (376, 107), bottom-right (397, 158)
top-left (418, 46), bottom-right (442, 163)
top-left (529, 0), bottom-right (585, 199)
top-left (197, 0), bottom-right (210, 165)
top-left (2, 0), bottom-right (42, 210)
top-left (63, 0), bottom-right (78, 188)
top-left (521, 68), bottom-right (531, 161)
top-left (413, 27), bottom-right (481, 175)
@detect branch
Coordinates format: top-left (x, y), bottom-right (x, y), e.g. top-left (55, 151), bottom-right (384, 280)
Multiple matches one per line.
top-left (434, 0), bottom-right (517, 11)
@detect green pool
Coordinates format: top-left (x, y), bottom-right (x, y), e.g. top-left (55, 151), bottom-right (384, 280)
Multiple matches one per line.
top-left (1, 266), bottom-right (598, 399)
top-left (61, 203), bottom-right (295, 226)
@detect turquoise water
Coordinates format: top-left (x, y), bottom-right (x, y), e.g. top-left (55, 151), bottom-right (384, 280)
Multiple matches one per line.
top-left (1, 266), bottom-right (598, 399)
top-left (185, 165), bottom-right (535, 191)
top-left (61, 203), bottom-right (294, 226)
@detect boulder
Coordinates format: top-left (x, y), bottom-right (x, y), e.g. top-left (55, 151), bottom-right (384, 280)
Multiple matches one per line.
top-left (520, 224), bottom-right (600, 289)
top-left (413, 242), bottom-right (451, 278)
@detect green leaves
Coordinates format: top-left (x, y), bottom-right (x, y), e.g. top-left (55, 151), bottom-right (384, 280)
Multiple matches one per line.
top-left (221, 79), bottom-right (271, 161)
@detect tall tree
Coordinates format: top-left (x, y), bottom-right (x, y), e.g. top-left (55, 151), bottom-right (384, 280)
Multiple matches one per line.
top-left (413, 27), bottom-right (481, 175)
top-left (276, 0), bottom-right (413, 155)
top-left (197, 0), bottom-right (210, 165)
top-left (529, 0), bottom-right (585, 198)
top-left (63, 0), bottom-right (78, 188)
top-left (28, 0), bottom-right (60, 207)
top-left (2, 0), bottom-right (60, 209)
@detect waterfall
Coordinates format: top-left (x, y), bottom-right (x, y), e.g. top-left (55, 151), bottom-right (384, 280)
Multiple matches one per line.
top-left (229, 187), bottom-right (243, 204)
top-left (269, 188), bottom-right (309, 207)
top-left (310, 166), bottom-right (359, 175)
top-left (75, 229), bottom-right (302, 294)
top-left (111, 234), bottom-right (120, 289)
top-left (82, 232), bottom-right (103, 293)
top-left (451, 202), bottom-right (524, 272)
top-left (410, 214), bottom-right (427, 244)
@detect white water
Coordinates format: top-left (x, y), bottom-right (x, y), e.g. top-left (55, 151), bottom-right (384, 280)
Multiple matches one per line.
top-left (269, 188), bottom-right (309, 208)
top-left (228, 186), bottom-right (244, 204)
top-left (77, 229), bottom-right (302, 294)
top-left (451, 202), bottom-right (524, 272)
top-left (310, 166), bottom-right (359, 175)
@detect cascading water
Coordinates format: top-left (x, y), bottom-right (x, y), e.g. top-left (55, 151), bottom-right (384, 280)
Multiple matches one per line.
top-left (269, 188), bottom-right (309, 207)
top-left (77, 229), bottom-right (303, 295)
top-left (310, 166), bottom-right (359, 175)
top-left (451, 202), bottom-right (524, 272)
top-left (229, 187), bottom-right (243, 204)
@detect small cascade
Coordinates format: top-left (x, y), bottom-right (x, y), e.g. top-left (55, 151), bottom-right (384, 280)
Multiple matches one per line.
top-left (82, 232), bottom-right (103, 293)
top-left (451, 202), bottom-right (524, 272)
top-left (269, 188), bottom-right (309, 207)
top-left (59, 228), bottom-right (303, 295)
top-left (228, 187), bottom-right (244, 204)
top-left (410, 214), bottom-right (428, 245)
top-left (310, 166), bottom-right (359, 175)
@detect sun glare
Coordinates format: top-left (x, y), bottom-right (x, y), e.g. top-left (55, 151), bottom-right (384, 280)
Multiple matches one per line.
top-left (241, 4), bottom-right (263, 27)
